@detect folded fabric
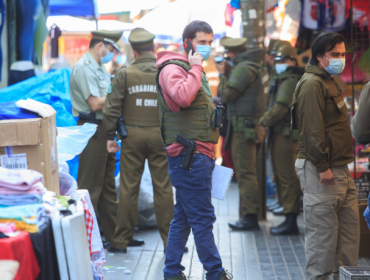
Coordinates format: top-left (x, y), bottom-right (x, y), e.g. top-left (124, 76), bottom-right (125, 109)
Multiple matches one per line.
top-left (0, 222), bottom-right (17, 233)
top-left (0, 181), bottom-right (46, 196)
top-left (0, 204), bottom-right (44, 222)
top-left (0, 194), bottom-right (41, 206)
top-left (0, 167), bottom-right (43, 190)
top-left (0, 219), bottom-right (38, 233)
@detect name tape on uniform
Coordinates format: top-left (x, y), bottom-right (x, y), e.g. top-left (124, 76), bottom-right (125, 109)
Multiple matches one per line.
top-left (128, 85), bottom-right (157, 95)
top-left (135, 99), bottom-right (158, 107)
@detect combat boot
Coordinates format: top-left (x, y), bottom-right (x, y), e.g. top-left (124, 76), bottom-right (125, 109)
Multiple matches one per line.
top-left (228, 214), bottom-right (259, 231)
top-left (218, 270), bottom-right (233, 280)
top-left (270, 213), bottom-right (299, 235)
top-left (165, 272), bottom-right (187, 280)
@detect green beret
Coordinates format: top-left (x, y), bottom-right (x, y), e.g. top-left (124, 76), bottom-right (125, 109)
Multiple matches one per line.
top-left (221, 36), bottom-right (247, 52)
top-left (129, 28), bottom-right (155, 49)
top-left (91, 30), bottom-right (123, 50)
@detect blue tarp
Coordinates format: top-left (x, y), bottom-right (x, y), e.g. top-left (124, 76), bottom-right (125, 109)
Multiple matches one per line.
top-left (0, 101), bottom-right (38, 120)
top-left (0, 68), bottom-right (76, 127)
top-left (49, 0), bottom-right (98, 18)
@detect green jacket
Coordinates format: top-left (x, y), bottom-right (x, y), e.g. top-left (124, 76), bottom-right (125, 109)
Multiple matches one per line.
top-left (103, 54), bottom-right (159, 140)
top-left (351, 82), bottom-right (370, 145)
top-left (291, 63), bottom-right (353, 173)
top-left (260, 66), bottom-right (304, 128)
top-left (219, 49), bottom-right (267, 110)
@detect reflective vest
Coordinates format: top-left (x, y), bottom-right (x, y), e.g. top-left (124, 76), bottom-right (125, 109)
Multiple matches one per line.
top-left (156, 59), bottom-right (219, 146)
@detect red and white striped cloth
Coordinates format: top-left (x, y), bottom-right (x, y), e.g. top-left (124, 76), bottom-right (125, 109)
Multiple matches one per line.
top-left (81, 197), bottom-right (93, 257)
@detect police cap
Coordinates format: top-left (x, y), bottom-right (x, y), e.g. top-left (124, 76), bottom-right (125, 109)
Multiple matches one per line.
top-left (129, 28), bottom-right (155, 49)
top-left (267, 39), bottom-right (280, 53)
top-left (270, 40), bottom-right (290, 55)
top-left (275, 45), bottom-right (298, 61)
top-left (91, 30), bottom-right (123, 51)
top-left (221, 36), bottom-right (247, 52)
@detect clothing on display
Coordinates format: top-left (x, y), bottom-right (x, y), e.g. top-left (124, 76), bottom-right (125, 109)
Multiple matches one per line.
top-left (0, 194), bottom-right (41, 206)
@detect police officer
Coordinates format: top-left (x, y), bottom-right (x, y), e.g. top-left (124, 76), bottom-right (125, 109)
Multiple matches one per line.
top-left (70, 30), bottom-right (122, 244)
top-left (217, 37), bottom-right (268, 231)
top-left (259, 45), bottom-right (304, 235)
top-left (103, 28), bottom-right (174, 253)
top-left (265, 39), bottom-right (291, 213)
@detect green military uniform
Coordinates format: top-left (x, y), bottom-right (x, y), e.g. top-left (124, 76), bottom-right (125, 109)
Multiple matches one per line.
top-left (220, 37), bottom-right (268, 218)
top-left (292, 62), bottom-right (359, 279)
top-left (103, 28), bottom-right (174, 250)
top-left (265, 40), bottom-right (291, 207)
top-left (70, 30), bottom-right (122, 242)
top-left (260, 45), bottom-right (304, 216)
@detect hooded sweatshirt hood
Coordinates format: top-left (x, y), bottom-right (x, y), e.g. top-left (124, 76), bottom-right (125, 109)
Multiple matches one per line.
top-left (156, 51), bottom-right (189, 69)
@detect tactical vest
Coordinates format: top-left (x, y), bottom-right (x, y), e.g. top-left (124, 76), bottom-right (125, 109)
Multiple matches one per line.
top-left (156, 60), bottom-right (219, 146)
top-left (270, 69), bottom-right (303, 141)
top-left (122, 63), bottom-right (160, 127)
top-left (227, 61), bottom-right (269, 119)
top-left (269, 70), bottom-right (303, 125)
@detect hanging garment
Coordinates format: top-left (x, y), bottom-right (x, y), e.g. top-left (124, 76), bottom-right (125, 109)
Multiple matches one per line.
top-left (302, 0), bottom-right (346, 31)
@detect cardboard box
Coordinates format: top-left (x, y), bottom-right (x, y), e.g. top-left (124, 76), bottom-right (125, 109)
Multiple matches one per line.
top-left (0, 100), bottom-right (60, 195)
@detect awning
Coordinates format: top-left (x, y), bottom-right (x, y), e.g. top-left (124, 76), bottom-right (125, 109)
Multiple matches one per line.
top-left (49, 0), bottom-right (99, 18)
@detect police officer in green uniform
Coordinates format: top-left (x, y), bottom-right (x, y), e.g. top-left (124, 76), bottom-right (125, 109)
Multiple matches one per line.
top-left (259, 45), bottom-right (304, 235)
top-left (103, 28), bottom-right (174, 253)
top-left (70, 30), bottom-right (122, 244)
top-left (265, 39), bottom-right (292, 212)
top-left (217, 37), bottom-right (269, 231)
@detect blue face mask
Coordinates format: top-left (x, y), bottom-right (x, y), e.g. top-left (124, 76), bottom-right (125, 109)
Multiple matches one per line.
top-left (196, 45), bottom-right (211, 61)
top-left (321, 56), bottom-right (345, 75)
top-left (100, 45), bottom-right (114, 64)
top-left (275, 63), bottom-right (289, 75)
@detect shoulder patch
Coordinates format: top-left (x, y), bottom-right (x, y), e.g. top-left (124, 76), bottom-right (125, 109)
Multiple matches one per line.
top-left (84, 60), bottom-right (90, 65)
top-left (108, 84), bottom-right (113, 94)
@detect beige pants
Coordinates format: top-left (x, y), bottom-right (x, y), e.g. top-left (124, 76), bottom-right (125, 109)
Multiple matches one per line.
top-left (295, 159), bottom-right (359, 280)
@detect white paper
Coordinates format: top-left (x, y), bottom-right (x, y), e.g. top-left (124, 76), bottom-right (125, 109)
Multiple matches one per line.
top-left (211, 165), bottom-right (233, 201)
top-left (0, 153), bottom-right (27, 170)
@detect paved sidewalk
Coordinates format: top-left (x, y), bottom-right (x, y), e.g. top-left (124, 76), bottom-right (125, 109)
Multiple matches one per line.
top-left (103, 183), bottom-right (370, 280)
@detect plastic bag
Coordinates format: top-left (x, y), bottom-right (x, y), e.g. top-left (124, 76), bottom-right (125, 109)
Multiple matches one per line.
top-left (59, 172), bottom-right (77, 196)
top-left (57, 123), bottom-right (98, 164)
top-left (137, 160), bottom-right (157, 229)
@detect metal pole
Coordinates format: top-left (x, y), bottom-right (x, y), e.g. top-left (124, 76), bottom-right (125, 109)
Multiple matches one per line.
top-left (350, 0), bottom-right (356, 182)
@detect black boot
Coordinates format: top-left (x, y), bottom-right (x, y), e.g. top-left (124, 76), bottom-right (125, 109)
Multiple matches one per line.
top-left (127, 238), bottom-right (145, 246)
top-left (228, 214), bottom-right (259, 231)
top-left (270, 213), bottom-right (299, 235)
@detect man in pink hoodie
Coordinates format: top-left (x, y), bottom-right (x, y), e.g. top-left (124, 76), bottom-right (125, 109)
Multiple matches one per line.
top-left (156, 21), bottom-right (232, 280)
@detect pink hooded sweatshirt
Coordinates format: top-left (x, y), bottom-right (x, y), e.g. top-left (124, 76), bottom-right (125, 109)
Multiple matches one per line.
top-left (156, 51), bottom-right (215, 159)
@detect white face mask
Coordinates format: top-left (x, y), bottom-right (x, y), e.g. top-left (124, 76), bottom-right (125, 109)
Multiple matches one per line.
top-left (321, 55), bottom-right (346, 75)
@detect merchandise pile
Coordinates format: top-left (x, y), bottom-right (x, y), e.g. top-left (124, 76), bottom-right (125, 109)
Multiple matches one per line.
top-left (0, 167), bottom-right (46, 234)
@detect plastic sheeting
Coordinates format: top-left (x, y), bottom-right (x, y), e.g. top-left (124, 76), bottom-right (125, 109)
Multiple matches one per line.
top-left (0, 101), bottom-right (38, 120)
top-left (49, 0), bottom-right (98, 18)
top-left (0, 68), bottom-right (75, 127)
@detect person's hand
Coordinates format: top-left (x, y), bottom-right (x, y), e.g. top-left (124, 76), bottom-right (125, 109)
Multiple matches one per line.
top-left (107, 140), bottom-right (120, 153)
top-left (215, 60), bottom-right (225, 74)
top-left (188, 50), bottom-right (203, 67)
top-left (319, 168), bottom-right (334, 185)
